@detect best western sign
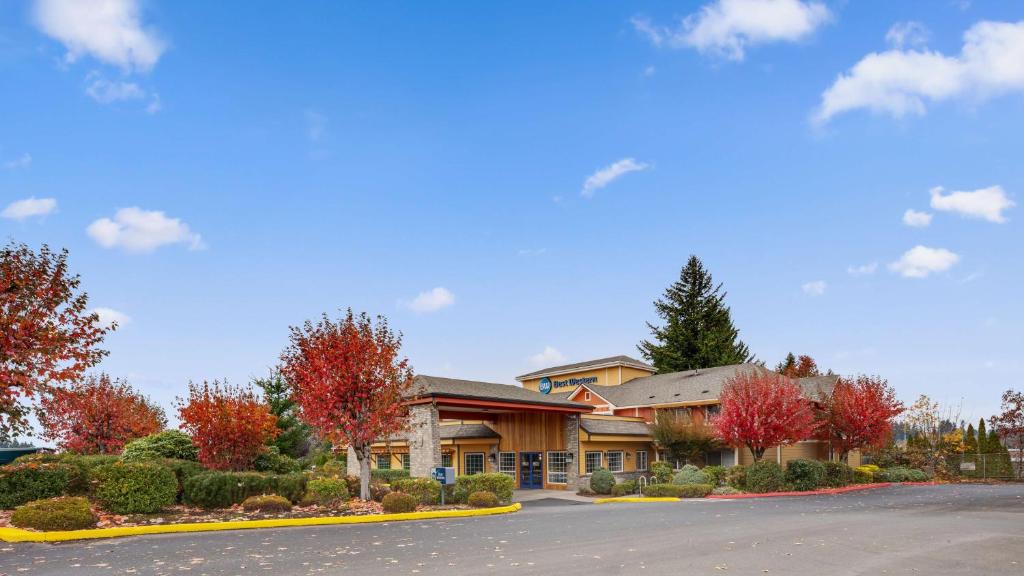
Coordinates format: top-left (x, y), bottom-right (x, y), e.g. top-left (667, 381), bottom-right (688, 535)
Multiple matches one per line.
top-left (538, 376), bottom-right (598, 394)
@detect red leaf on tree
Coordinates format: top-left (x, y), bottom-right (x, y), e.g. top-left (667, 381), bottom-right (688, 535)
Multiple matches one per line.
top-left (177, 380), bottom-right (278, 471)
top-left (815, 375), bottom-right (904, 460)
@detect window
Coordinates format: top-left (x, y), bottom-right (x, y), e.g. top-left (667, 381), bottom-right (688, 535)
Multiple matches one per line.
top-left (706, 450), bottom-right (722, 466)
top-left (585, 451), bottom-right (602, 474)
top-left (705, 404), bottom-right (721, 419)
top-left (607, 451), bottom-right (624, 473)
top-left (376, 454), bottom-right (391, 470)
top-left (547, 451), bottom-right (568, 484)
top-left (585, 391), bottom-right (592, 401)
top-left (636, 450), bottom-right (648, 472)
top-left (401, 454), bottom-right (411, 470)
top-left (498, 452), bottom-right (516, 478)
top-left (464, 452), bottom-right (485, 475)
top-left (441, 453), bottom-right (452, 468)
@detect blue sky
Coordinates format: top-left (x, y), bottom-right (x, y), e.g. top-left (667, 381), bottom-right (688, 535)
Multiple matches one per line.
top-left (2, 0), bottom-right (1022, 434)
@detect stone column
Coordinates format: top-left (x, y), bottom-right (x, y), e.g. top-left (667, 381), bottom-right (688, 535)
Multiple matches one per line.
top-left (565, 413), bottom-right (580, 490)
top-left (408, 403), bottom-right (441, 478)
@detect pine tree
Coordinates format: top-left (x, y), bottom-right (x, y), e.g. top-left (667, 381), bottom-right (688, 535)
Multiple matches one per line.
top-left (253, 369), bottom-right (311, 458)
top-left (964, 423), bottom-right (978, 453)
top-left (977, 419), bottom-right (989, 453)
top-left (638, 256), bottom-right (752, 373)
top-left (775, 353), bottom-right (797, 375)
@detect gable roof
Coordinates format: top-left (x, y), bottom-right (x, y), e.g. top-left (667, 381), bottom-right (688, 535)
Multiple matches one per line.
top-left (580, 418), bottom-right (652, 436)
top-left (514, 355), bottom-right (655, 381)
top-left (409, 375), bottom-right (592, 410)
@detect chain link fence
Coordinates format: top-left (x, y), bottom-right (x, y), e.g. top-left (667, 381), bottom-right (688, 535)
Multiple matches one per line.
top-left (945, 453), bottom-right (1023, 480)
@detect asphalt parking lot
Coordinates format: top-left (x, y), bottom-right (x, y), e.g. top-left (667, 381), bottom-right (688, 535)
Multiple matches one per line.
top-left (1, 484), bottom-right (1022, 576)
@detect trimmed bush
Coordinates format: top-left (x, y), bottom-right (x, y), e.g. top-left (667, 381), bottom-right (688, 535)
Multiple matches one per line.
top-left (453, 473), bottom-right (514, 504)
top-left (644, 483), bottom-right (713, 498)
top-left (822, 461), bottom-right (853, 488)
top-left (253, 446), bottom-right (301, 474)
top-left (9, 454), bottom-right (96, 495)
top-left (311, 460), bottom-right (347, 478)
top-left (725, 465), bottom-right (747, 490)
top-left (93, 462), bottom-right (177, 514)
top-left (304, 477), bottom-right (350, 506)
top-left (467, 490), bottom-right (500, 508)
top-left (0, 463), bottom-right (75, 509)
top-left (703, 465), bottom-right (727, 487)
top-left (673, 464), bottom-right (710, 485)
top-left (746, 461), bottom-right (785, 494)
top-left (371, 468), bottom-right (411, 484)
top-left (650, 461), bottom-right (673, 484)
top-left (392, 478), bottom-right (442, 505)
top-left (382, 492), bottom-right (418, 513)
top-left (370, 482), bottom-right (391, 502)
top-left (155, 458), bottom-right (207, 500)
top-left (11, 497), bottom-right (98, 531)
top-left (121, 431), bottom-right (198, 462)
top-left (241, 494), bottom-right (292, 513)
top-left (711, 486), bottom-right (742, 496)
top-left (852, 469), bottom-right (874, 484)
top-left (590, 468), bottom-right (615, 495)
top-left (610, 480), bottom-right (636, 497)
top-left (785, 459), bottom-right (826, 492)
top-left (183, 471), bottom-right (307, 509)
top-left (876, 467), bottom-right (930, 483)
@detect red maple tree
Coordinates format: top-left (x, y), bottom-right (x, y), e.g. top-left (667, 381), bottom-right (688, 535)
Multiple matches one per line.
top-left (281, 310), bottom-right (414, 500)
top-left (816, 375), bottom-right (903, 461)
top-left (37, 374), bottom-right (165, 454)
top-left (1, 243), bottom-right (110, 440)
top-left (782, 355), bottom-right (822, 378)
top-left (712, 369), bottom-right (819, 461)
top-left (177, 380), bottom-right (278, 471)
top-left (991, 389), bottom-right (1024, 479)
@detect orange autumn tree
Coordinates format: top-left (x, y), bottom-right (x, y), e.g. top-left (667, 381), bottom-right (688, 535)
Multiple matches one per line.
top-left (1, 242), bottom-right (110, 441)
top-left (38, 374), bottom-right (165, 454)
top-left (281, 310), bottom-right (414, 500)
top-left (177, 380), bottom-right (278, 471)
top-left (816, 375), bottom-right (904, 462)
top-left (713, 369), bottom-right (819, 461)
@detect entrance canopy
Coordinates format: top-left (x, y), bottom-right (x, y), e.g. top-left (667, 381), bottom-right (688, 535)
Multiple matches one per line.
top-left (406, 375), bottom-right (593, 420)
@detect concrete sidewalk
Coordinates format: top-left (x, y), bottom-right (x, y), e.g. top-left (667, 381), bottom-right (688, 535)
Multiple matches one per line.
top-left (513, 489), bottom-right (595, 504)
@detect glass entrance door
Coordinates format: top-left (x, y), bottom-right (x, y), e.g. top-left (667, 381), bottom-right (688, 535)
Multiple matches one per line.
top-left (519, 452), bottom-right (542, 489)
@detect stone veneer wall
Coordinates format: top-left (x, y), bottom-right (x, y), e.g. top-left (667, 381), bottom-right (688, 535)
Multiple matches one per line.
top-left (407, 403), bottom-right (441, 477)
top-left (565, 413), bottom-right (580, 490)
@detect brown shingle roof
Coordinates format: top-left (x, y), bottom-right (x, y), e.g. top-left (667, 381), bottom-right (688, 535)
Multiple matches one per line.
top-left (580, 418), bottom-right (652, 436)
top-left (410, 375), bottom-right (592, 410)
top-left (515, 355), bottom-right (654, 381)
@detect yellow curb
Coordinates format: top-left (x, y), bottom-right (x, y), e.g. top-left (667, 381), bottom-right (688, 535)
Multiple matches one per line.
top-left (593, 497), bottom-right (681, 504)
top-left (0, 503), bottom-right (521, 543)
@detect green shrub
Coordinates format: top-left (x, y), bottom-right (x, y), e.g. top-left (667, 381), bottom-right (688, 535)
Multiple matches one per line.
top-left (611, 480), bottom-right (636, 497)
top-left (852, 469), bottom-right (874, 484)
top-left (0, 463), bottom-right (75, 509)
top-left (241, 494), bottom-right (292, 513)
top-left (673, 464), bottom-right (710, 485)
top-left (589, 468), bottom-right (615, 495)
top-left (876, 467), bottom-right (930, 483)
top-left (10, 454), bottom-right (93, 494)
top-left (453, 473), bottom-right (514, 504)
top-left (304, 477), bottom-right (350, 506)
top-left (371, 468), bottom-right (410, 484)
top-left (650, 461), bottom-right (673, 484)
top-left (370, 482), bottom-right (391, 502)
top-left (711, 486), bottom-right (742, 495)
top-left (311, 459), bottom-right (347, 478)
top-left (392, 478), bottom-right (442, 505)
top-left (725, 465), bottom-right (747, 490)
top-left (183, 471), bottom-right (307, 509)
top-left (382, 492), bottom-right (418, 513)
top-left (121, 431), bottom-right (198, 462)
top-left (253, 446), bottom-right (301, 474)
top-left (342, 475), bottom-right (361, 496)
top-left (643, 483), bottom-right (713, 498)
top-left (93, 462), bottom-right (177, 514)
top-left (822, 461), bottom-right (853, 488)
top-left (785, 459), bottom-right (826, 491)
top-left (154, 458), bottom-right (207, 500)
top-left (467, 490), bottom-right (499, 508)
top-left (703, 465), bottom-right (727, 487)
top-left (11, 497), bottom-right (98, 531)
top-left (746, 461), bottom-right (785, 493)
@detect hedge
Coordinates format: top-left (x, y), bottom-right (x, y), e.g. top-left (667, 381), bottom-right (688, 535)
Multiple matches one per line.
top-left (875, 467), bottom-right (930, 482)
top-left (154, 458), bottom-right (207, 501)
top-left (453, 473), bottom-right (514, 504)
top-left (746, 461), bottom-right (785, 493)
top-left (703, 465), bottom-right (727, 487)
top-left (822, 461), bottom-right (853, 488)
top-left (304, 477), bottom-right (350, 506)
top-left (467, 491), bottom-right (499, 508)
top-left (10, 453), bottom-right (115, 494)
top-left (241, 494), bottom-right (292, 513)
top-left (644, 483), bottom-right (713, 498)
top-left (650, 461), bottom-right (673, 484)
top-left (611, 480), bottom-right (636, 497)
top-left (121, 431), bottom-right (199, 462)
top-left (0, 463), bottom-right (76, 509)
top-left (382, 492), bottom-right (417, 513)
top-left (93, 462), bottom-right (177, 514)
top-left (725, 465), bottom-right (748, 490)
top-left (785, 459), bottom-right (826, 492)
top-left (11, 496), bottom-right (98, 531)
top-left (183, 471), bottom-right (307, 509)
top-left (392, 477), bottom-right (447, 505)
top-left (371, 469), bottom-right (411, 484)
top-left (673, 464), bottom-right (710, 485)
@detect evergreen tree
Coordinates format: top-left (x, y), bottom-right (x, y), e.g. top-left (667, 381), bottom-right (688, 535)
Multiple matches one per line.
top-left (964, 423), bottom-right (978, 454)
top-left (775, 353), bottom-right (797, 375)
top-left (253, 369), bottom-right (311, 458)
top-left (638, 256), bottom-right (752, 373)
top-left (977, 419), bottom-right (989, 452)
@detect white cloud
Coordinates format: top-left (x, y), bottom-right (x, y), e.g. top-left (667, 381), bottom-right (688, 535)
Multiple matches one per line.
top-left (632, 0), bottom-right (831, 61)
top-left (929, 185), bottom-right (1014, 223)
top-left (886, 21), bottom-right (930, 49)
top-left (581, 158), bottom-right (649, 198)
top-left (305, 110), bottom-right (327, 143)
top-left (85, 75), bottom-right (145, 103)
top-left (517, 248), bottom-right (547, 256)
top-left (643, 65), bottom-right (657, 77)
top-left (528, 346), bottom-right (567, 368)
top-left (404, 287), bottom-right (455, 313)
top-left (1, 197), bottom-right (57, 220)
top-left (33, 0), bottom-right (165, 72)
top-left (815, 20), bottom-right (1024, 123)
top-left (89, 307), bottom-right (131, 328)
top-left (902, 208), bottom-right (933, 228)
top-left (3, 153), bottom-right (32, 170)
top-left (847, 262), bottom-right (878, 276)
top-left (889, 245), bottom-right (960, 278)
top-left (87, 207), bottom-right (204, 253)
top-left (801, 280), bottom-right (826, 296)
